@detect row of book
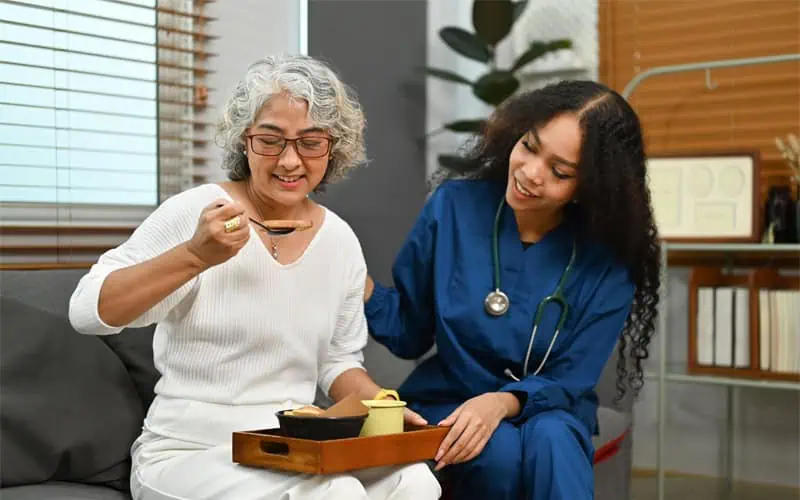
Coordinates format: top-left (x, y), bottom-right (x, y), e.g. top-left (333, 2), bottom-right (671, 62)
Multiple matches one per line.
top-left (695, 286), bottom-right (799, 374)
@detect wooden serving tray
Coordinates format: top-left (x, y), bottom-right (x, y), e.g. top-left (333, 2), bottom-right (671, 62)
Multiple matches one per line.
top-left (232, 424), bottom-right (448, 474)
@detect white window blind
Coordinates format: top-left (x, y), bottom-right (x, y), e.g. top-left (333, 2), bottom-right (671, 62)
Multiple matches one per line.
top-left (0, 0), bottom-right (212, 233)
top-left (0, 0), bottom-right (160, 209)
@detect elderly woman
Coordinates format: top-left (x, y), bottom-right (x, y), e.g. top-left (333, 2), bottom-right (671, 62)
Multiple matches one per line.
top-left (68, 55), bottom-right (441, 500)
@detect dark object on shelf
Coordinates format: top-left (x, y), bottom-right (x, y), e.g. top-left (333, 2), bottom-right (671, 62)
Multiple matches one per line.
top-left (763, 186), bottom-right (798, 243)
top-left (796, 197), bottom-right (800, 245)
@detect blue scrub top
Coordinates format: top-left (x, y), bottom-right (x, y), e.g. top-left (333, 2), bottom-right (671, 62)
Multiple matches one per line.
top-left (365, 179), bottom-right (635, 435)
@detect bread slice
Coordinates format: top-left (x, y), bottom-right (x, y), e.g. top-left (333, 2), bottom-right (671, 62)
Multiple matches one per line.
top-left (286, 405), bottom-right (324, 416)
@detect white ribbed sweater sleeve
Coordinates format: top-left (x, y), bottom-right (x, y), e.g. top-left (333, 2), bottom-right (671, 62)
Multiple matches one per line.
top-left (69, 186), bottom-right (207, 336)
top-left (318, 244), bottom-right (369, 395)
top-left (68, 183), bottom-right (372, 406)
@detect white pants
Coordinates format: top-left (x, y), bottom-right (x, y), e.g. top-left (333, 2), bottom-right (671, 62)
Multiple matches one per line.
top-left (130, 397), bottom-right (441, 500)
top-left (131, 432), bottom-right (440, 500)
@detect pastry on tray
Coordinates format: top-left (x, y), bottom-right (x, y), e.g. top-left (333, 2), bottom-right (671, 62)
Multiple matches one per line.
top-left (285, 405), bottom-right (324, 417)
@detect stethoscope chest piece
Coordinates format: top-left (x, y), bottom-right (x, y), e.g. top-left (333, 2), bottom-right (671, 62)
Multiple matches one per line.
top-left (484, 289), bottom-right (510, 316)
top-left (487, 196), bottom-right (578, 380)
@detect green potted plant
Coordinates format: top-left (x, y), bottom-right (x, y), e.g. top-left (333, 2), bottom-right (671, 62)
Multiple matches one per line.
top-left (426, 0), bottom-right (572, 170)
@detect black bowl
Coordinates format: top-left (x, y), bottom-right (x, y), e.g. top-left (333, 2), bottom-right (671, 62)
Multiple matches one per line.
top-left (275, 410), bottom-right (367, 441)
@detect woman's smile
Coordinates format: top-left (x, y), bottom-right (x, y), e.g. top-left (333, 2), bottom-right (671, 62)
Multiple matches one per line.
top-left (511, 176), bottom-right (540, 200)
top-left (273, 173), bottom-right (306, 189)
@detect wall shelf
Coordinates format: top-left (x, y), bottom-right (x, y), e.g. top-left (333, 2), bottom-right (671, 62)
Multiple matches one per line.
top-left (644, 367), bottom-right (800, 391)
top-left (650, 240), bottom-right (800, 500)
top-left (666, 243), bottom-right (800, 267)
top-left (518, 66), bottom-right (587, 80)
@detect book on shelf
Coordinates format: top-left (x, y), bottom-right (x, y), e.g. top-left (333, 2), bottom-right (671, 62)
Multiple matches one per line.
top-left (695, 286), bottom-right (751, 369)
top-left (688, 266), bottom-right (799, 380)
top-left (760, 289), bottom-right (800, 374)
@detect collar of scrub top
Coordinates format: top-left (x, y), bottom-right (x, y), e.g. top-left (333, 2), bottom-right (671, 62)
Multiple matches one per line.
top-left (487, 197), bottom-right (578, 381)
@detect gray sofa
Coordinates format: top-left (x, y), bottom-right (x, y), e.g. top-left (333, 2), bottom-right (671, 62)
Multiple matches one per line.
top-left (0, 267), bottom-right (634, 499)
top-left (1, 268), bottom-right (156, 499)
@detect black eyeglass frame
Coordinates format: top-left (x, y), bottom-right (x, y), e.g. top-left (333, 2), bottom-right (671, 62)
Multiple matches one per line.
top-left (245, 133), bottom-right (335, 159)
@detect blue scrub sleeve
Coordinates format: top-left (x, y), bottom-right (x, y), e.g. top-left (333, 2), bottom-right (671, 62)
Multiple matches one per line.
top-left (500, 264), bottom-right (635, 424)
top-left (364, 190), bottom-right (441, 360)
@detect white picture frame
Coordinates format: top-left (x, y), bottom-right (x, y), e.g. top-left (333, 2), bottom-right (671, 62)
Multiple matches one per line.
top-left (646, 152), bottom-right (760, 242)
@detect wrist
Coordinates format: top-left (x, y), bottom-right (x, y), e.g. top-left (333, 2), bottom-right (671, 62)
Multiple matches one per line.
top-left (496, 392), bottom-right (521, 419)
top-left (179, 242), bottom-right (210, 274)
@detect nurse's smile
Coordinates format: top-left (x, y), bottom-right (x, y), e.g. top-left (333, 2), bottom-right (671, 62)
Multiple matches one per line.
top-left (511, 176), bottom-right (540, 199)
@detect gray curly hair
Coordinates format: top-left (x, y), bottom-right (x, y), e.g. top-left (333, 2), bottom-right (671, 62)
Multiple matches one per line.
top-left (215, 55), bottom-right (367, 190)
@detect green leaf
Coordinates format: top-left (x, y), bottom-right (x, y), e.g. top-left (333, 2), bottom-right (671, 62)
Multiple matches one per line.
top-left (473, 71), bottom-right (520, 106)
top-left (439, 27), bottom-right (491, 63)
top-left (443, 119), bottom-right (487, 134)
top-left (438, 154), bottom-right (476, 173)
top-left (510, 39), bottom-right (573, 73)
top-left (512, 1), bottom-right (528, 23)
top-left (472, 0), bottom-right (514, 46)
top-left (424, 67), bottom-right (472, 85)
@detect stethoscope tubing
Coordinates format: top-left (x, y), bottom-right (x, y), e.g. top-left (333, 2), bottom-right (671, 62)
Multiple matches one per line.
top-left (489, 197), bottom-right (576, 381)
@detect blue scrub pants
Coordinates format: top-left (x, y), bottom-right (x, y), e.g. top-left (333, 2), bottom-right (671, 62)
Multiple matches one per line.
top-left (416, 403), bottom-right (594, 500)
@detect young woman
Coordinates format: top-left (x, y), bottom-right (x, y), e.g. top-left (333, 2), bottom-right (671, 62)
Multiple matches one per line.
top-left (364, 80), bottom-right (661, 500)
top-left (70, 55), bottom-right (440, 500)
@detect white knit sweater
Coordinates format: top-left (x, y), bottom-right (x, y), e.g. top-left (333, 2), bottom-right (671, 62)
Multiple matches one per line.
top-left (69, 184), bottom-right (368, 415)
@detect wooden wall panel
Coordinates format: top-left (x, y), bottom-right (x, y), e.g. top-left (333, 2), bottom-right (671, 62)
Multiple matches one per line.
top-left (599, 0), bottom-right (800, 199)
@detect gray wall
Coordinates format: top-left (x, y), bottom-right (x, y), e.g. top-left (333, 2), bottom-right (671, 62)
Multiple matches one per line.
top-left (308, 0), bottom-right (428, 388)
top-left (203, 0), bottom-right (302, 182)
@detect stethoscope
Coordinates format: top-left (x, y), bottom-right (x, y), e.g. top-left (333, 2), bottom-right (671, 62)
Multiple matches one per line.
top-left (483, 198), bottom-right (577, 381)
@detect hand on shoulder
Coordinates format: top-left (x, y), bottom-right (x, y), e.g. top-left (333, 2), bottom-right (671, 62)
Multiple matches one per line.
top-left (364, 275), bottom-right (375, 303)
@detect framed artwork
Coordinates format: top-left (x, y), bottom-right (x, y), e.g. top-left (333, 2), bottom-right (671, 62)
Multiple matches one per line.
top-left (646, 151), bottom-right (760, 242)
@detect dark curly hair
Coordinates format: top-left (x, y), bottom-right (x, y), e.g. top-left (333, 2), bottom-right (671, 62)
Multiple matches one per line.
top-left (432, 80), bottom-right (661, 403)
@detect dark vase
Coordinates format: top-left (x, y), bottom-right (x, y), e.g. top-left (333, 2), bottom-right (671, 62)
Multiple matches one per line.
top-left (763, 186), bottom-right (798, 243)
top-left (796, 198), bottom-right (800, 244)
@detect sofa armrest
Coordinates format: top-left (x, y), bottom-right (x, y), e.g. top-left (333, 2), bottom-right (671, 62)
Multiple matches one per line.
top-left (592, 406), bottom-right (631, 464)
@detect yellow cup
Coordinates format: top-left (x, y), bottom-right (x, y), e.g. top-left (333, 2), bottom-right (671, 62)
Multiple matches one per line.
top-left (359, 399), bottom-right (407, 437)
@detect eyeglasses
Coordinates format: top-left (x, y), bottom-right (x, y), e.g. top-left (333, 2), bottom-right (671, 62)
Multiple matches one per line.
top-left (245, 133), bottom-right (333, 159)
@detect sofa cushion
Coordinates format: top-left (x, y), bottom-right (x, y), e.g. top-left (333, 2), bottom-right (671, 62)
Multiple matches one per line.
top-left (0, 482), bottom-right (130, 500)
top-left (101, 329), bottom-right (158, 411)
top-left (0, 268), bottom-right (159, 412)
top-left (0, 295), bottom-right (144, 490)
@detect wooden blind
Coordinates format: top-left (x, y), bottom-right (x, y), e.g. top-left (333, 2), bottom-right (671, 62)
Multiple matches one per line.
top-left (156, 0), bottom-right (216, 200)
top-left (599, 0), bottom-right (800, 199)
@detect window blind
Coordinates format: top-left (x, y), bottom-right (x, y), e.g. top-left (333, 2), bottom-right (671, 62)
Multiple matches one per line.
top-left (0, 0), bottom-right (213, 216)
top-left (155, 0), bottom-right (215, 203)
top-left (599, 0), bottom-right (800, 200)
top-left (1, 0), bottom-right (161, 207)
top-left (0, 0), bottom-right (215, 264)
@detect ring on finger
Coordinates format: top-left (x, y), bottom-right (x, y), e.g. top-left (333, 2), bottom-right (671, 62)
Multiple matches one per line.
top-left (223, 215), bottom-right (241, 233)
